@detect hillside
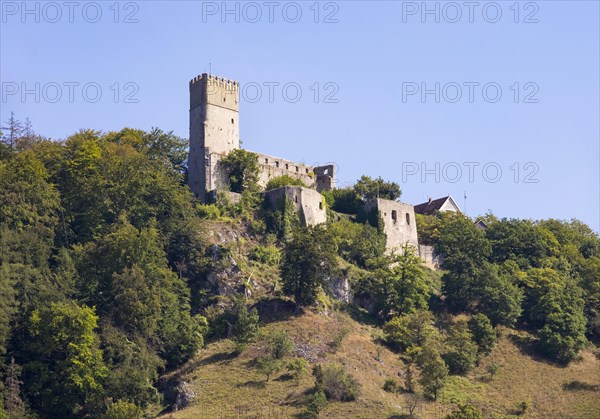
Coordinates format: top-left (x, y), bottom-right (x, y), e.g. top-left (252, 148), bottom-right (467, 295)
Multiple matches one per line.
top-left (160, 309), bottom-right (600, 419)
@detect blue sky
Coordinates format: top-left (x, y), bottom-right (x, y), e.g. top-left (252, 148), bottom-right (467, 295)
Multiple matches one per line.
top-left (1, 1), bottom-right (599, 231)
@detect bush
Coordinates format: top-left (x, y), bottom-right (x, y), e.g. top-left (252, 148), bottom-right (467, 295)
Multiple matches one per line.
top-left (329, 327), bottom-right (350, 353)
top-left (197, 204), bottom-right (221, 219)
top-left (249, 244), bottom-right (280, 266)
top-left (442, 320), bottom-right (478, 375)
top-left (231, 300), bottom-right (260, 353)
top-left (266, 330), bottom-right (294, 359)
top-left (287, 357), bottom-right (310, 384)
top-left (321, 188), bottom-right (362, 214)
top-left (265, 174), bottom-right (306, 191)
top-left (316, 364), bottom-right (361, 401)
top-left (103, 400), bottom-right (143, 419)
top-left (306, 390), bottom-right (327, 415)
top-left (383, 378), bottom-right (400, 393)
top-left (445, 403), bottom-right (483, 419)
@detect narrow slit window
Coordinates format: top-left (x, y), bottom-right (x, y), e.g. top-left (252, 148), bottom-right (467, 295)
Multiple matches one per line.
top-left (406, 213), bottom-right (410, 225)
top-left (392, 210), bottom-right (397, 223)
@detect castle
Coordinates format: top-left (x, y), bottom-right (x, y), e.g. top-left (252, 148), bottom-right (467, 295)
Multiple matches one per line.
top-left (187, 73), bottom-right (453, 265)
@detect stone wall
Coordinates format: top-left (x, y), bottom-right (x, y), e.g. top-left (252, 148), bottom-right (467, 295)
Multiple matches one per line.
top-left (365, 198), bottom-right (419, 254)
top-left (264, 186), bottom-right (327, 226)
top-left (419, 244), bottom-right (444, 269)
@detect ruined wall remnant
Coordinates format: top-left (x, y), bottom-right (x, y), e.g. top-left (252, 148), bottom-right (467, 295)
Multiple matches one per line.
top-left (264, 186), bottom-right (327, 226)
top-left (364, 198), bottom-right (419, 255)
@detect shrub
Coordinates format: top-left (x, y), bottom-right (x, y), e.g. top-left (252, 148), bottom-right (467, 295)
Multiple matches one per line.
top-left (197, 204), bottom-right (221, 219)
top-left (249, 244), bottom-right (280, 266)
top-left (265, 174), bottom-right (306, 191)
top-left (317, 364), bottom-right (361, 401)
top-left (486, 362), bottom-right (499, 380)
top-left (306, 390), bottom-right (327, 415)
top-left (287, 357), bottom-right (310, 384)
top-left (231, 300), bottom-right (260, 353)
top-left (445, 403), bottom-right (483, 419)
top-left (518, 400), bottom-right (529, 415)
top-left (383, 378), bottom-right (400, 393)
top-left (329, 327), bottom-right (350, 353)
top-left (442, 321), bottom-right (478, 375)
top-left (321, 188), bottom-right (362, 214)
top-left (266, 330), bottom-right (294, 359)
top-left (103, 400), bottom-right (143, 419)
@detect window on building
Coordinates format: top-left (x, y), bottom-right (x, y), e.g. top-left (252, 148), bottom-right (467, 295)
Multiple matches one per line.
top-left (285, 164), bottom-right (289, 170)
top-left (294, 196), bottom-right (298, 203)
top-left (296, 166), bottom-right (299, 172)
top-left (305, 168), bottom-right (309, 174)
top-left (392, 210), bottom-right (397, 223)
top-left (319, 202), bottom-right (323, 210)
top-left (275, 161), bottom-right (280, 168)
top-left (406, 213), bottom-right (410, 225)
top-left (265, 158), bottom-right (269, 164)
top-left (231, 118), bottom-right (234, 124)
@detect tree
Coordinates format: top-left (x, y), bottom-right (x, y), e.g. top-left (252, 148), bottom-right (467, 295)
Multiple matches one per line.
top-left (287, 357), bottom-right (310, 385)
top-left (255, 355), bottom-right (282, 381)
top-left (22, 301), bottom-right (108, 417)
top-left (353, 175), bottom-right (401, 201)
top-left (418, 347), bottom-right (448, 401)
top-left (220, 149), bottom-right (260, 193)
top-left (467, 314), bottom-right (496, 355)
top-left (280, 226), bottom-right (337, 306)
top-left (486, 362), bottom-right (499, 380)
top-left (437, 216), bottom-right (491, 311)
top-left (1, 112), bottom-right (23, 148)
top-left (377, 246), bottom-right (430, 319)
top-left (266, 330), bottom-right (294, 359)
top-left (477, 264), bottom-right (523, 327)
top-left (3, 358), bottom-right (24, 417)
top-left (231, 300), bottom-right (260, 352)
top-left (383, 310), bottom-right (437, 352)
top-left (442, 320), bottom-right (478, 375)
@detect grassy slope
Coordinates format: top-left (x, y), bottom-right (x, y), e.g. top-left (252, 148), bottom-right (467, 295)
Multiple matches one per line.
top-left (160, 310), bottom-right (600, 419)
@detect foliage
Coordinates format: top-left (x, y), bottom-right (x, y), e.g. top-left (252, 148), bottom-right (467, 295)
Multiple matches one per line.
top-left (353, 175), bottom-right (401, 201)
top-left (376, 246), bottom-right (430, 319)
top-left (265, 174), bottom-right (306, 191)
top-left (249, 244), bottom-right (280, 266)
top-left (255, 355), bottom-right (282, 381)
top-left (315, 364), bottom-right (361, 401)
top-left (383, 310), bottom-right (437, 352)
top-left (305, 389), bottom-right (327, 415)
top-left (486, 362), bottom-right (499, 380)
top-left (265, 330), bottom-right (294, 359)
top-left (467, 314), bottom-right (496, 355)
top-left (102, 400), bottom-right (143, 419)
top-left (445, 403), bottom-right (483, 419)
top-left (383, 378), bottom-right (401, 393)
top-left (286, 357), bottom-right (310, 384)
top-left (232, 300), bottom-right (260, 352)
top-left (280, 226), bottom-right (338, 306)
top-left (220, 149), bottom-right (260, 193)
top-left (327, 219), bottom-right (386, 268)
top-left (442, 320), bottom-right (478, 375)
top-left (22, 301), bottom-right (108, 417)
top-left (321, 188), bottom-right (362, 214)
top-left (329, 327), bottom-right (350, 353)
top-left (418, 347), bottom-right (448, 401)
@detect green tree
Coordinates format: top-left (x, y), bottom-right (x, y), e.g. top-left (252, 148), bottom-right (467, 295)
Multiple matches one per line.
top-left (255, 355), bottom-right (282, 381)
top-left (280, 226), bottom-right (337, 306)
top-left (220, 149), bottom-right (260, 193)
top-left (377, 246), bottom-right (430, 319)
top-left (232, 300), bottom-right (260, 352)
top-left (467, 314), bottom-right (496, 355)
top-left (23, 301), bottom-right (108, 417)
top-left (287, 357), bottom-right (310, 385)
top-left (383, 310), bottom-right (438, 352)
top-left (353, 175), bottom-right (401, 201)
top-left (442, 320), bottom-right (478, 375)
top-left (418, 347), bottom-right (448, 401)
top-left (266, 330), bottom-right (294, 359)
top-left (477, 264), bottom-right (523, 327)
top-left (102, 400), bottom-right (143, 419)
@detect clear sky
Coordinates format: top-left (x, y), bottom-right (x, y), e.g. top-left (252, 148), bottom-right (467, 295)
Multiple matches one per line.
top-left (1, 1), bottom-right (599, 231)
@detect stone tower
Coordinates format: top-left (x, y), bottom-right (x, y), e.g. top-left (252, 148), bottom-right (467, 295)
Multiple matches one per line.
top-left (188, 73), bottom-right (240, 201)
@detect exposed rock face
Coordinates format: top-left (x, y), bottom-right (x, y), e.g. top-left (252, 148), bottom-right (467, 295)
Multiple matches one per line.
top-left (332, 277), bottom-right (351, 303)
top-left (173, 381), bottom-right (196, 411)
